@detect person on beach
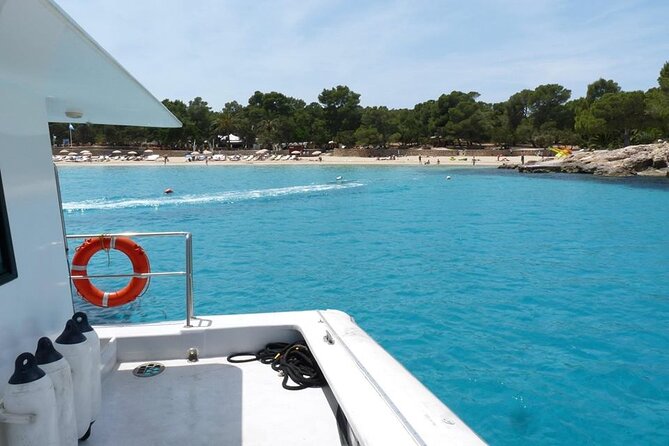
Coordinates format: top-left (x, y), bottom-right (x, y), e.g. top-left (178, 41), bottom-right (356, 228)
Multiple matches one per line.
top-left (163, 155), bottom-right (168, 165)
top-left (418, 155), bottom-right (422, 163)
top-left (472, 157), bottom-right (476, 166)
top-left (521, 155), bottom-right (525, 165)
top-left (437, 159), bottom-right (440, 165)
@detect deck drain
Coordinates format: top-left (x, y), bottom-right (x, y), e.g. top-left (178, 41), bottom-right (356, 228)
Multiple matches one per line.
top-left (132, 362), bottom-right (165, 378)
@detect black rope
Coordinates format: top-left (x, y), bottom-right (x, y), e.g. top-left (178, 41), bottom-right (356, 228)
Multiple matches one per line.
top-left (227, 342), bottom-right (326, 390)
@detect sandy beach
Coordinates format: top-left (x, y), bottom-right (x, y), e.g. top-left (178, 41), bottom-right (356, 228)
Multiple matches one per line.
top-left (55, 154), bottom-right (543, 167)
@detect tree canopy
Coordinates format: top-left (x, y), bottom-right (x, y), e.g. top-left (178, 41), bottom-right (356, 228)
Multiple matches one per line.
top-left (50, 63), bottom-right (669, 150)
top-left (586, 79), bottom-right (621, 103)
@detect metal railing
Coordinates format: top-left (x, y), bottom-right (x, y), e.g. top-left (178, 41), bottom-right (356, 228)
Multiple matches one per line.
top-left (66, 231), bottom-right (195, 327)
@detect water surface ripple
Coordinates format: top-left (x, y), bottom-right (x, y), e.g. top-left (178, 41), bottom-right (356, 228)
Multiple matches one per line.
top-left (59, 165), bottom-right (669, 445)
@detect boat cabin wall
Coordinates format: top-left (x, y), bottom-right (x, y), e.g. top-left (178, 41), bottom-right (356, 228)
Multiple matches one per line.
top-left (0, 86), bottom-right (75, 430)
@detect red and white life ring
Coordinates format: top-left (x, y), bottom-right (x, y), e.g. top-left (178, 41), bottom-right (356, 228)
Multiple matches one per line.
top-left (71, 236), bottom-right (150, 308)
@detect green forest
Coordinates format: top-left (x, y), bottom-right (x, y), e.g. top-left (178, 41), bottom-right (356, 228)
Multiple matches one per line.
top-left (50, 62), bottom-right (669, 150)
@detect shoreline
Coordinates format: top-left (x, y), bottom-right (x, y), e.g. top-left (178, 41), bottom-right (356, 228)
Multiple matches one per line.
top-left (55, 155), bottom-right (543, 168)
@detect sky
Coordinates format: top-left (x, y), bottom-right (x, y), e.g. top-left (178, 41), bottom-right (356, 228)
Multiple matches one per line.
top-left (58, 0), bottom-right (669, 110)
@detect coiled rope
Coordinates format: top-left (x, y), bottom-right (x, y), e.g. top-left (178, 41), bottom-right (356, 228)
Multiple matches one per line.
top-left (227, 342), bottom-right (326, 390)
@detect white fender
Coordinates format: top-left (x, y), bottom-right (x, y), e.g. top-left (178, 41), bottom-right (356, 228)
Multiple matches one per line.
top-left (1, 353), bottom-right (59, 446)
top-left (55, 320), bottom-right (92, 439)
top-left (35, 337), bottom-right (77, 446)
top-left (73, 312), bottom-right (101, 420)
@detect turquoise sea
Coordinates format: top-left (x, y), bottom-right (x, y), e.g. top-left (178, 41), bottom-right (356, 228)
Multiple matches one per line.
top-left (59, 165), bottom-right (669, 445)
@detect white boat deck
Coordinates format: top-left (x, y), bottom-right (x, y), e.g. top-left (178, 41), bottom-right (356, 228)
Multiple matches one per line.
top-left (86, 310), bottom-right (485, 446)
top-left (89, 357), bottom-right (341, 446)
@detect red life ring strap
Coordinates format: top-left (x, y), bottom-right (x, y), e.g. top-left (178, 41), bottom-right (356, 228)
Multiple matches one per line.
top-left (71, 236), bottom-right (150, 308)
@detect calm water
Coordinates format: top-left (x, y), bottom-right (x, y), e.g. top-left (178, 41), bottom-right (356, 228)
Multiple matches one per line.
top-left (59, 165), bottom-right (669, 445)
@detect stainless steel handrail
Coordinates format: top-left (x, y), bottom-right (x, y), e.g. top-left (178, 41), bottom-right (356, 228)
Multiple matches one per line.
top-left (66, 231), bottom-right (195, 327)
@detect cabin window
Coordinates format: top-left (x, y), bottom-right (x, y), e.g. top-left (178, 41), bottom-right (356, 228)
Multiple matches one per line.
top-left (0, 171), bottom-right (17, 285)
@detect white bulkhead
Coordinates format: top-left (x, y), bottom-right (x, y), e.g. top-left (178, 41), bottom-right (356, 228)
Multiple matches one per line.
top-left (0, 1), bottom-right (179, 441)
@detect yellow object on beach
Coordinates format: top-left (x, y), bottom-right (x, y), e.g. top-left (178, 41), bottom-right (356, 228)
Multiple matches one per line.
top-left (550, 146), bottom-right (573, 158)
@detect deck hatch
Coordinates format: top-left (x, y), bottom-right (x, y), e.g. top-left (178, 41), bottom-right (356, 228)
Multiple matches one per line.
top-left (132, 362), bottom-right (165, 378)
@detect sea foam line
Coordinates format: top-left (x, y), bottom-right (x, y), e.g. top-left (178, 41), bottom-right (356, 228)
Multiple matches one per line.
top-left (63, 182), bottom-right (364, 212)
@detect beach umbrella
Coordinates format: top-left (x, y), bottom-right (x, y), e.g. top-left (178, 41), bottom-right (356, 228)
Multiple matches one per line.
top-left (291, 150), bottom-right (301, 155)
top-left (255, 149), bottom-right (268, 154)
top-left (59, 149), bottom-right (69, 154)
top-left (190, 151), bottom-right (199, 155)
top-left (68, 152), bottom-right (77, 156)
top-left (203, 150), bottom-right (213, 155)
top-left (143, 149), bottom-right (154, 153)
top-left (312, 151), bottom-right (322, 156)
top-left (112, 150), bottom-right (122, 154)
top-left (128, 151), bottom-right (138, 155)
top-left (80, 150), bottom-right (91, 154)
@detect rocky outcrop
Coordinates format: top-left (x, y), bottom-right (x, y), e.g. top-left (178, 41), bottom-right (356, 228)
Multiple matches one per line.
top-left (516, 143), bottom-right (669, 177)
